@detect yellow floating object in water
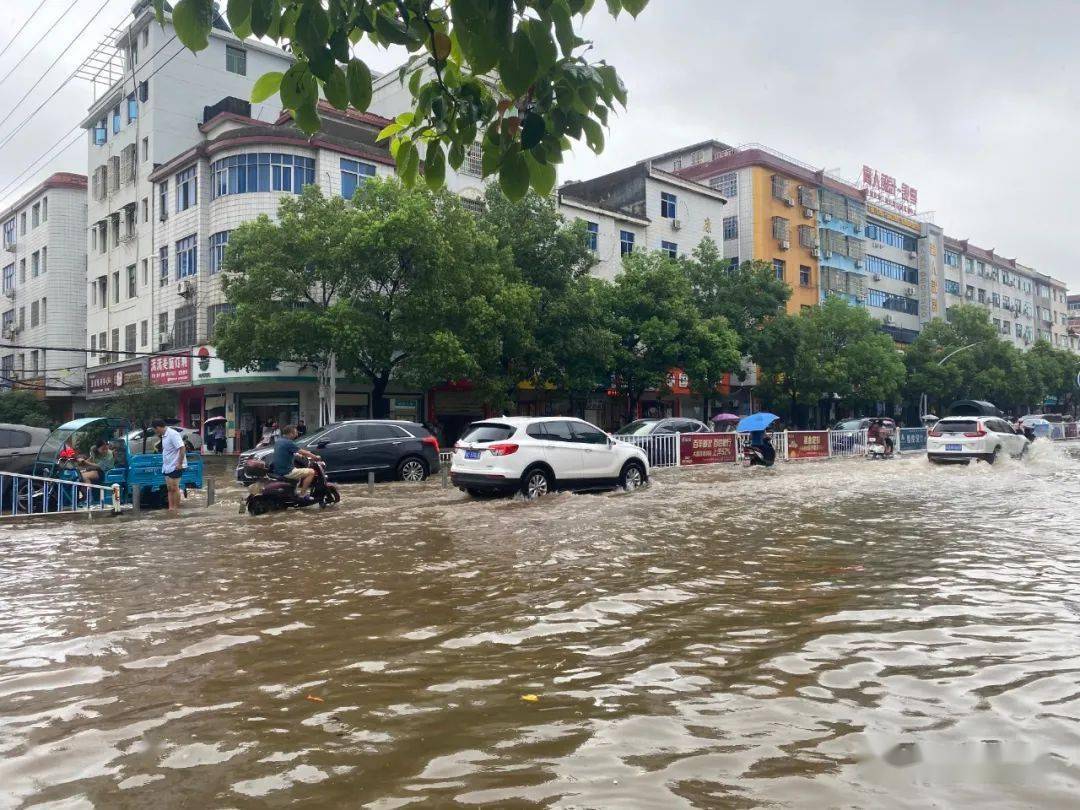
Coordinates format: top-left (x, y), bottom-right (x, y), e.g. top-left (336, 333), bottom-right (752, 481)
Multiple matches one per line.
top-left (521, 694), bottom-right (539, 703)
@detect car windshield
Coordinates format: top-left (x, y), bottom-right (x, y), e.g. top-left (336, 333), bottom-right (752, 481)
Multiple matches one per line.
top-left (461, 423), bottom-right (515, 443)
top-left (615, 420), bottom-right (656, 436)
top-left (937, 420), bottom-right (978, 434)
top-left (299, 424), bottom-right (334, 446)
top-left (835, 419), bottom-right (863, 431)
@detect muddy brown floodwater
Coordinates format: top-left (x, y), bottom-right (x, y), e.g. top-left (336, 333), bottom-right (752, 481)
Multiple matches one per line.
top-left (2, 444), bottom-right (1080, 808)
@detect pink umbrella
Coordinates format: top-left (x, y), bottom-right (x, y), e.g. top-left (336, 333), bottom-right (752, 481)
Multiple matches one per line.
top-left (712, 412), bottom-right (740, 422)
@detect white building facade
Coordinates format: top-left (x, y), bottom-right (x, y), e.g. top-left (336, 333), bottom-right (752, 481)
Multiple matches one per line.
top-left (0, 173), bottom-right (88, 418)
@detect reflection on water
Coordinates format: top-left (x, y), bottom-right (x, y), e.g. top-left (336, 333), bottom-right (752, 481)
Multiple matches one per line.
top-left (2, 444), bottom-right (1080, 807)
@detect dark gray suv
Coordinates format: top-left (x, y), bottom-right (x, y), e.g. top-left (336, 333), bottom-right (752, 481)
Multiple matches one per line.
top-left (236, 420), bottom-right (440, 483)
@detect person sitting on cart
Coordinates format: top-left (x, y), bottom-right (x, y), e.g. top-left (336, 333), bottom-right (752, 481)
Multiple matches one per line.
top-left (73, 440), bottom-right (114, 485)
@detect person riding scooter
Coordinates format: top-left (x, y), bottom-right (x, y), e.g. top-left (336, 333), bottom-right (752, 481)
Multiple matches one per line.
top-left (745, 431), bottom-right (776, 467)
top-left (271, 424), bottom-right (322, 498)
top-left (867, 418), bottom-right (895, 457)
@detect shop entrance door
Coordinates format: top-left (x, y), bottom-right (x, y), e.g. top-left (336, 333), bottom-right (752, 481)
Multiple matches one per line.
top-left (237, 393), bottom-right (300, 452)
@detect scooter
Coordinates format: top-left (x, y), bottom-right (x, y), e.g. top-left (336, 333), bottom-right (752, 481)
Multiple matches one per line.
top-left (743, 440), bottom-right (776, 468)
top-left (238, 457), bottom-right (340, 515)
top-left (866, 437), bottom-right (896, 460)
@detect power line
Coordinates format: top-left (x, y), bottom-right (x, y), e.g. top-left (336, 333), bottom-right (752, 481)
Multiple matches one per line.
top-left (0, 0), bottom-right (53, 62)
top-left (0, 0), bottom-right (111, 120)
top-left (0, 126), bottom-right (83, 202)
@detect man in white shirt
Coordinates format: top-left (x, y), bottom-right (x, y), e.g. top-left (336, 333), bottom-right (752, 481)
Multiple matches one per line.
top-left (153, 418), bottom-right (186, 512)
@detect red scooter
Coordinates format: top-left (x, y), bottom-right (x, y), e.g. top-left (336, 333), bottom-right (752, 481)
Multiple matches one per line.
top-left (239, 457), bottom-right (340, 515)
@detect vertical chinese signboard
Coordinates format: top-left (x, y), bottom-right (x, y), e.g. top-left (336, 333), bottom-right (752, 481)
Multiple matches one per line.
top-left (787, 431), bottom-right (830, 459)
top-left (679, 433), bottom-right (737, 465)
top-left (149, 354), bottom-right (191, 386)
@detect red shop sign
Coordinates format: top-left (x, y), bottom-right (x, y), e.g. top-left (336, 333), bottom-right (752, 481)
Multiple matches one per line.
top-left (680, 432), bottom-right (737, 465)
top-left (149, 354), bottom-right (191, 386)
top-left (787, 430), bottom-right (830, 459)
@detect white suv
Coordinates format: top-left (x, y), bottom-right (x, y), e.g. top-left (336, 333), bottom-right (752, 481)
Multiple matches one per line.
top-left (451, 416), bottom-right (649, 498)
top-left (927, 416), bottom-right (1029, 464)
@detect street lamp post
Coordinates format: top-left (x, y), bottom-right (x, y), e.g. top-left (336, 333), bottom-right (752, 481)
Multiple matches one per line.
top-left (921, 341), bottom-right (986, 417)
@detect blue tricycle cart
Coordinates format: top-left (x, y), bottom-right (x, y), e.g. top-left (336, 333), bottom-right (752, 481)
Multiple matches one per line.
top-left (32, 417), bottom-right (203, 509)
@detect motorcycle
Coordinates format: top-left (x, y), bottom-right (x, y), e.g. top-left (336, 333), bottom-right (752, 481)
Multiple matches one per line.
top-left (743, 439), bottom-right (776, 468)
top-left (238, 457), bottom-right (340, 515)
top-left (865, 436), bottom-right (895, 460)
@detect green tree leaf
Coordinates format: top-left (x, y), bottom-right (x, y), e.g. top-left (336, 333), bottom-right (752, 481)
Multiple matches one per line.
top-left (581, 116), bottom-right (605, 152)
top-left (280, 62), bottom-right (316, 111)
top-left (525, 152), bottom-right (556, 196)
top-left (226, 0), bottom-right (253, 38)
top-left (424, 140), bottom-right (446, 190)
top-left (250, 0), bottom-right (276, 38)
top-left (250, 71), bottom-right (283, 103)
top-left (324, 65), bottom-right (349, 109)
top-left (346, 58), bottom-right (373, 111)
top-left (500, 29), bottom-right (539, 98)
top-left (621, 0), bottom-right (650, 17)
top-left (172, 0), bottom-right (213, 51)
top-left (499, 147), bottom-right (530, 200)
top-left (521, 112), bottom-right (546, 149)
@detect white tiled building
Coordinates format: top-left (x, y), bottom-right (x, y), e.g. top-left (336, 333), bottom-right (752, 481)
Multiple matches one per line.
top-left (556, 160), bottom-right (728, 280)
top-left (82, 2), bottom-right (292, 374)
top-left (0, 173), bottom-right (88, 418)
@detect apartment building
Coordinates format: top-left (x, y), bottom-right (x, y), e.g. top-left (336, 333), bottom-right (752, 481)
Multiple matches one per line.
top-left (0, 173), bottom-right (88, 419)
top-left (557, 158), bottom-right (728, 280)
top-left (81, 2), bottom-right (292, 382)
top-left (1068, 294), bottom-right (1080, 337)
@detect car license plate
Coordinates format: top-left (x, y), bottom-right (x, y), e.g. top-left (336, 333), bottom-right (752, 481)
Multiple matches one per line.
top-left (946, 444), bottom-right (962, 451)
top-left (465, 449), bottom-right (481, 460)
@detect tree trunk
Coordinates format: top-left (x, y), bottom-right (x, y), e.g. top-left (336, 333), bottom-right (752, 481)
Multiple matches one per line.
top-left (372, 375), bottom-right (390, 419)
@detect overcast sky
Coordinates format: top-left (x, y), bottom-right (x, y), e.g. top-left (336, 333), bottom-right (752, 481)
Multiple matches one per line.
top-left (1, 0), bottom-right (1076, 286)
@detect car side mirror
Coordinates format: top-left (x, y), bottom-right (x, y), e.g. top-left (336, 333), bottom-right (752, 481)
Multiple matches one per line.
top-left (315, 440), bottom-right (329, 449)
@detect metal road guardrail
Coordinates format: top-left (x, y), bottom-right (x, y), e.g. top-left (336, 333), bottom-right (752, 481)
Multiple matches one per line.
top-left (0, 471), bottom-right (122, 519)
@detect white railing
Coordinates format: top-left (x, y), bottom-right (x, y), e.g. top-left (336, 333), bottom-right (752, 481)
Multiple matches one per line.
top-left (830, 429), bottom-right (868, 458)
top-left (0, 471), bottom-right (122, 519)
top-left (615, 433), bottom-right (681, 467)
top-left (439, 451), bottom-right (452, 466)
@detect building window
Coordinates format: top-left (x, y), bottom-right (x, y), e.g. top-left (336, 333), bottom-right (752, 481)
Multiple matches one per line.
top-left (660, 240), bottom-right (678, 258)
top-left (19, 213), bottom-right (26, 235)
top-left (174, 305), bottom-right (196, 348)
top-left (977, 288), bottom-right (986, 304)
top-left (158, 180), bottom-right (168, 218)
top-left (584, 221), bottom-right (598, 251)
top-left (18, 259), bottom-right (24, 283)
top-left (93, 119), bottom-right (107, 146)
top-left (112, 105), bottom-right (121, 134)
top-left (944, 279), bottom-right (961, 296)
top-left (710, 171), bottom-right (737, 197)
top-left (159, 246), bottom-right (169, 286)
top-left (799, 265), bottom-right (811, 287)
top-left (462, 143), bottom-right (483, 177)
top-left (207, 303), bottom-right (236, 340)
top-left (41, 197), bottom-right (46, 222)
top-left (140, 319), bottom-right (148, 346)
top-left (158, 313), bottom-right (168, 341)
top-left (992, 292), bottom-right (1000, 307)
top-left (30, 251), bottom-right (39, 277)
top-left (619, 230), bottom-right (635, 256)
top-left (727, 255), bottom-right (739, 271)
top-left (141, 197), bottom-right (148, 223)
top-left (127, 264), bottom-right (137, 298)
top-left (31, 203), bottom-right (39, 228)
top-left (2, 219), bottom-right (13, 247)
top-left (141, 258), bottom-right (148, 286)
top-left (225, 45), bottom-right (247, 75)
top-left (1, 265), bottom-right (12, 293)
top-left (127, 93), bottom-right (138, 123)
top-left (29, 301), bottom-right (38, 327)
top-left (125, 323), bottom-right (137, 355)
top-left (175, 166), bottom-right (197, 211)
top-left (141, 137), bottom-right (149, 162)
top-left (39, 247), bottom-right (45, 274)
top-left (722, 215), bottom-right (738, 240)
top-left (112, 271), bottom-right (120, 304)
top-left (210, 153), bottom-right (316, 198)
top-left (110, 329), bottom-right (119, 360)
top-left (138, 80), bottom-right (148, 102)
top-left (771, 174), bottom-right (789, 201)
top-left (30, 351), bottom-right (38, 375)
top-left (660, 192), bottom-right (677, 219)
top-left (865, 223), bottom-right (917, 252)
top-left (90, 334), bottom-right (96, 357)
top-left (773, 259), bottom-right (785, 281)
top-left (176, 234), bottom-right (197, 278)
top-left (340, 157), bottom-right (377, 200)
top-left (865, 255), bottom-right (918, 284)
top-left (209, 230), bottom-right (230, 274)
top-left (868, 288), bottom-right (919, 316)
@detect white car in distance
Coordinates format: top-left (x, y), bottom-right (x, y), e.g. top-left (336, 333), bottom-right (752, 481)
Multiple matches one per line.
top-left (451, 416), bottom-right (649, 498)
top-left (927, 416), bottom-right (1029, 465)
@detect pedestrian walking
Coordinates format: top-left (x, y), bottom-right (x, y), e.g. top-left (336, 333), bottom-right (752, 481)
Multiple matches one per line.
top-left (154, 418), bottom-right (187, 512)
top-left (297, 418), bottom-right (307, 438)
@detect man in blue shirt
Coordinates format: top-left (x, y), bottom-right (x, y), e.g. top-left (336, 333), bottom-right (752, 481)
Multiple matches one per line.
top-left (271, 424), bottom-right (321, 496)
top-left (153, 418), bottom-right (187, 512)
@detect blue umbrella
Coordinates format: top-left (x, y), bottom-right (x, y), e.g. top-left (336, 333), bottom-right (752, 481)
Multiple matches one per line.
top-left (737, 412), bottom-right (779, 433)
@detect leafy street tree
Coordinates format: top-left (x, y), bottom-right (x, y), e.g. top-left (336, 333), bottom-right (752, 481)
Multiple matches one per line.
top-left (0, 390), bottom-right (52, 427)
top-left (216, 181), bottom-right (530, 420)
top-left (477, 186), bottom-right (615, 408)
top-left (155, 0), bottom-right (649, 199)
top-left (683, 243), bottom-right (791, 353)
top-left (753, 296), bottom-right (905, 425)
top-left (604, 252), bottom-right (741, 422)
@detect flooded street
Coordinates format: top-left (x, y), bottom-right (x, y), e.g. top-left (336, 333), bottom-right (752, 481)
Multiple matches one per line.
top-left (2, 446), bottom-right (1080, 808)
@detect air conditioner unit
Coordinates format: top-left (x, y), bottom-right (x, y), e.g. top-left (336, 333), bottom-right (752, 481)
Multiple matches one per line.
top-left (883, 315), bottom-right (894, 325)
top-left (158, 209), bottom-right (168, 222)
top-left (854, 259), bottom-right (863, 269)
top-left (779, 239), bottom-right (790, 250)
top-left (671, 218), bottom-right (682, 231)
top-left (1, 327), bottom-right (13, 339)
top-left (908, 251), bottom-right (918, 260)
top-left (783, 197), bottom-right (794, 207)
top-left (177, 280), bottom-right (194, 297)
top-left (905, 287), bottom-right (915, 297)
top-left (872, 273), bottom-right (882, 281)
top-left (823, 251), bottom-right (832, 259)
top-left (159, 338), bottom-right (171, 351)
top-left (804, 207), bottom-right (814, 218)
top-left (810, 247), bottom-right (820, 258)
top-left (3, 289), bottom-right (14, 300)
top-left (822, 213), bottom-right (832, 223)
top-left (3, 241), bottom-right (15, 253)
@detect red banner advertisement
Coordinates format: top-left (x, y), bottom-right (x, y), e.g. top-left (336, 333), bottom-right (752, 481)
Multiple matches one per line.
top-left (1066, 422), bottom-right (1079, 440)
top-left (787, 430), bottom-right (829, 459)
top-left (149, 354), bottom-right (191, 386)
top-left (680, 432), bottom-right (737, 465)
